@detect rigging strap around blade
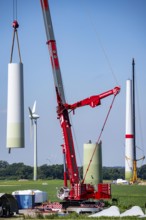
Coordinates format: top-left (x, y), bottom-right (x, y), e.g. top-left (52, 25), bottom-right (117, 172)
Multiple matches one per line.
top-left (82, 95), bottom-right (117, 184)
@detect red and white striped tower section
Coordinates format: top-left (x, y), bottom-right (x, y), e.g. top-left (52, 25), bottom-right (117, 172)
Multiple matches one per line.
top-left (125, 79), bottom-right (134, 180)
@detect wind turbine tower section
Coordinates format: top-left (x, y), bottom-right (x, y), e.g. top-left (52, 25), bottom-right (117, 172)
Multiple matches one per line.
top-left (6, 19), bottom-right (25, 151)
top-left (83, 141), bottom-right (103, 186)
top-left (6, 63), bottom-right (25, 150)
top-left (125, 79), bottom-right (134, 181)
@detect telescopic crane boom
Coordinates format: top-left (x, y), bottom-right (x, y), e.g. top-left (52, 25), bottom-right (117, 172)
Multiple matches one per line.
top-left (40, 0), bottom-right (120, 201)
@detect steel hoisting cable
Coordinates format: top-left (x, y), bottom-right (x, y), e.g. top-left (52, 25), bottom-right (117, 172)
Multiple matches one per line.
top-left (82, 94), bottom-right (117, 184)
top-left (81, 1), bottom-right (120, 86)
top-left (10, 21), bottom-right (22, 63)
top-left (10, 28), bottom-right (15, 63)
top-left (10, 0), bottom-right (22, 63)
top-left (13, 0), bottom-right (17, 21)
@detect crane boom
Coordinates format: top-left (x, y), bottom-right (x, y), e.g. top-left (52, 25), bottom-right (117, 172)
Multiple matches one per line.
top-left (40, 0), bottom-right (120, 201)
top-left (40, 0), bottom-right (65, 104)
top-left (40, 0), bottom-right (79, 186)
top-left (65, 86), bottom-right (120, 110)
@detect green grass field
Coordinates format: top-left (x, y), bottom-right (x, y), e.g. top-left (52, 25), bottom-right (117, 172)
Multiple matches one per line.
top-left (0, 180), bottom-right (146, 219)
top-left (0, 179), bottom-right (63, 202)
top-left (111, 184), bottom-right (146, 212)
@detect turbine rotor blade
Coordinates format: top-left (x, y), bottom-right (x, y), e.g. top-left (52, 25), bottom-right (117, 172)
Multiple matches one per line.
top-left (32, 101), bottom-right (36, 114)
top-left (28, 107), bottom-right (33, 118)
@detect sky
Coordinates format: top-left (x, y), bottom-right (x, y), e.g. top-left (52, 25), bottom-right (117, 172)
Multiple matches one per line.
top-left (0, 0), bottom-right (146, 168)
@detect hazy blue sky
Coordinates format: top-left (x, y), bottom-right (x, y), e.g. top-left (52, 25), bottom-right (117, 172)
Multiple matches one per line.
top-left (0, 0), bottom-right (145, 167)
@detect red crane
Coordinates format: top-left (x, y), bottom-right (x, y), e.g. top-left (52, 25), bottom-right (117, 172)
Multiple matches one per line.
top-left (40, 0), bottom-right (120, 202)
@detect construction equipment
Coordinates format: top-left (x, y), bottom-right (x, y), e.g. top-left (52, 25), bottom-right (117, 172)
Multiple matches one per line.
top-left (40, 0), bottom-right (120, 203)
top-left (0, 193), bottom-right (18, 217)
top-left (130, 59), bottom-right (145, 184)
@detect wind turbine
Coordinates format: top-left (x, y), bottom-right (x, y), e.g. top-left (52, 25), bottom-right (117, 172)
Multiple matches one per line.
top-left (28, 101), bottom-right (40, 181)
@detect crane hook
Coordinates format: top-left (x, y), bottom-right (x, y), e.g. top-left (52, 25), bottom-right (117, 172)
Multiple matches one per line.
top-left (12, 20), bottom-right (19, 29)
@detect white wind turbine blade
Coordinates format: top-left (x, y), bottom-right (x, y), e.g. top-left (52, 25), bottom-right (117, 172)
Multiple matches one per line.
top-left (28, 107), bottom-right (33, 119)
top-left (28, 107), bottom-right (33, 140)
top-left (32, 101), bottom-right (36, 114)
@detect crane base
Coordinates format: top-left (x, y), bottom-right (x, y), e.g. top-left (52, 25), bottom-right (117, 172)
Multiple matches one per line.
top-left (60, 200), bottom-right (105, 210)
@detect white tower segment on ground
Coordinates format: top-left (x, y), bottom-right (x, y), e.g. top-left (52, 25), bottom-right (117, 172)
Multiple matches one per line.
top-left (6, 63), bottom-right (25, 150)
top-left (125, 79), bottom-right (134, 180)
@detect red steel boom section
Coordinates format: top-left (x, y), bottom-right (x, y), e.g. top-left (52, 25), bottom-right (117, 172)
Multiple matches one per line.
top-left (65, 87), bottom-right (120, 110)
top-left (40, 0), bottom-right (120, 201)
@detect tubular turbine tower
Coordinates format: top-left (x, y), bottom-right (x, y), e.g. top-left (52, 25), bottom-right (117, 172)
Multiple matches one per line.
top-left (29, 101), bottom-right (40, 181)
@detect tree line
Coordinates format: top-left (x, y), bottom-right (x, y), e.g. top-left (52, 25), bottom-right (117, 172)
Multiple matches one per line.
top-left (0, 160), bottom-right (146, 180)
